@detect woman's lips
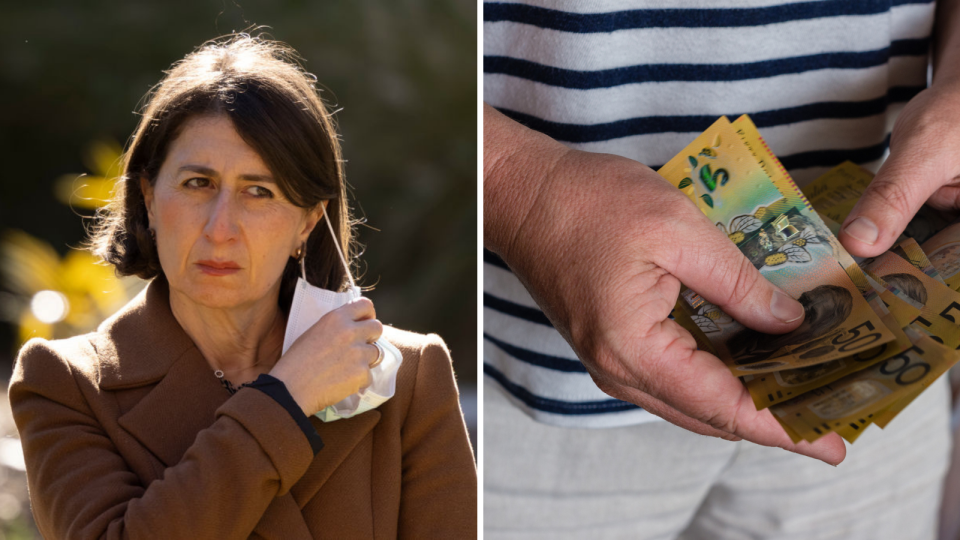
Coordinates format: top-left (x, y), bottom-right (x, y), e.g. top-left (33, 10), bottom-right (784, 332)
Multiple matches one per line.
top-left (196, 261), bottom-right (241, 276)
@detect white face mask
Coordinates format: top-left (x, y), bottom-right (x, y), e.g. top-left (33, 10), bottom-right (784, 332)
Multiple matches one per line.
top-left (281, 205), bottom-right (402, 422)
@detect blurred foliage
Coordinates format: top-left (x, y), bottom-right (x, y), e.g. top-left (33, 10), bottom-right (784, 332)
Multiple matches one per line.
top-left (54, 140), bottom-right (124, 209)
top-left (0, 229), bottom-right (140, 343)
top-left (0, 1), bottom-right (477, 383)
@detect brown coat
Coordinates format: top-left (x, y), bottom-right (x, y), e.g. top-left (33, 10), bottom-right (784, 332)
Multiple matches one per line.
top-left (8, 277), bottom-right (477, 539)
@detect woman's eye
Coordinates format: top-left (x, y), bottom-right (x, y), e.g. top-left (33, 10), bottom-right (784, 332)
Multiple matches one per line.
top-left (246, 185), bottom-right (274, 198)
top-left (184, 177), bottom-right (210, 188)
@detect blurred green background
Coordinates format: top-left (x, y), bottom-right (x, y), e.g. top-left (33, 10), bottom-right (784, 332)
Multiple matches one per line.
top-left (0, 2), bottom-right (476, 537)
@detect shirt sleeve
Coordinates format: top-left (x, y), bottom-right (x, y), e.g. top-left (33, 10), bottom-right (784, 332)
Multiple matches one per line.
top-left (9, 338), bottom-right (315, 540)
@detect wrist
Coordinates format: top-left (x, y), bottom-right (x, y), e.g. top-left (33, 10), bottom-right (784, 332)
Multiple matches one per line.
top-left (930, 65), bottom-right (960, 92)
top-left (246, 374), bottom-right (324, 455)
top-left (268, 368), bottom-right (312, 416)
top-left (933, 0), bottom-right (960, 85)
top-left (483, 103), bottom-right (569, 259)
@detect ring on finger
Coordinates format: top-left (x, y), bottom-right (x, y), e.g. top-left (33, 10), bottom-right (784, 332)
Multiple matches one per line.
top-left (369, 341), bottom-right (385, 369)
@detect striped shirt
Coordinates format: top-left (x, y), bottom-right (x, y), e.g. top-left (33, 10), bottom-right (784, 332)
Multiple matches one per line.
top-left (483, 0), bottom-right (936, 428)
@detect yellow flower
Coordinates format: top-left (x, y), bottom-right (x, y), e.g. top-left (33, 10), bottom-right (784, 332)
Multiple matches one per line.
top-left (1, 230), bottom-right (139, 345)
top-left (54, 140), bottom-right (124, 209)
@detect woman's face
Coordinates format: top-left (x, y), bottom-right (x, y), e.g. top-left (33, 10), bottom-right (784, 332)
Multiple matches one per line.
top-left (142, 114), bottom-right (321, 309)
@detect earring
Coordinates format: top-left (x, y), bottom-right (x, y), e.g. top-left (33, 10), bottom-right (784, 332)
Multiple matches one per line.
top-left (148, 228), bottom-right (156, 240)
top-left (293, 245), bottom-right (304, 260)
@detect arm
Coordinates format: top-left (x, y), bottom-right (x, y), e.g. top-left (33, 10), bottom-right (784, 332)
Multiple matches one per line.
top-left (484, 104), bottom-right (846, 464)
top-left (397, 334), bottom-right (477, 538)
top-left (934, 0), bottom-right (960, 85)
top-left (840, 0), bottom-right (960, 256)
top-left (9, 338), bottom-right (314, 539)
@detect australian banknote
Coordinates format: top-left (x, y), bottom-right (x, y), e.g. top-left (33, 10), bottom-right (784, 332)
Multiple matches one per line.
top-left (662, 117), bottom-right (960, 443)
top-left (771, 327), bottom-right (957, 443)
top-left (801, 160), bottom-right (955, 245)
top-left (922, 219), bottom-right (960, 292)
top-left (861, 251), bottom-right (960, 349)
top-left (659, 117), bottom-right (895, 377)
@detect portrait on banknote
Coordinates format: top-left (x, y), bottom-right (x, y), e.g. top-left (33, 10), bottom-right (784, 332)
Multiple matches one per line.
top-left (728, 284), bottom-right (854, 366)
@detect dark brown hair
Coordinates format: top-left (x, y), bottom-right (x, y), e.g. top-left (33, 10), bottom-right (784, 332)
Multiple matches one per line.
top-left (88, 33), bottom-right (355, 310)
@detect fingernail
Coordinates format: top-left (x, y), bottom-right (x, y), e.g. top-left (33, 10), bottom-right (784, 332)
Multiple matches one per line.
top-left (843, 216), bottom-right (878, 245)
top-left (771, 290), bottom-right (804, 323)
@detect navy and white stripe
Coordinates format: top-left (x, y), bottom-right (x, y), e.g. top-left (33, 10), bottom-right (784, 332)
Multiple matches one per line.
top-left (484, 254), bottom-right (654, 427)
top-left (484, 0), bottom-right (934, 427)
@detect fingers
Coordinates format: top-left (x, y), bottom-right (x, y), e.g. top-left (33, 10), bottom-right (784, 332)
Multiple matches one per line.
top-left (604, 328), bottom-right (846, 464)
top-left (839, 146), bottom-right (950, 257)
top-left (617, 380), bottom-right (846, 465)
top-left (367, 342), bottom-right (385, 368)
top-left (313, 299), bottom-right (381, 344)
top-left (358, 318), bottom-right (384, 344)
top-left (838, 90), bottom-right (960, 257)
top-left (339, 297), bottom-right (376, 321)
top-left (665, 207), bottom-right (805, 334)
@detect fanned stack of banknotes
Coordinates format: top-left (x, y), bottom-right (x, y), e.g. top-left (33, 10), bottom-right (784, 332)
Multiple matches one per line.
top-left (661, 116), bottom-right (960, 444)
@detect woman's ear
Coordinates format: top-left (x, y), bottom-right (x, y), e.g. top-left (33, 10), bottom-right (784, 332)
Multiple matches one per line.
top-left (299, 200), bottom-right (327, 244)
top-left (139, 177), bottom-right (155, 227)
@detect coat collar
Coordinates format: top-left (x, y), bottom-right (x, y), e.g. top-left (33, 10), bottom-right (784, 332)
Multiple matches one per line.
top-left (96, 275), bottom-right (196, 390)
top-left (93, 276), bottom-right (382, 540)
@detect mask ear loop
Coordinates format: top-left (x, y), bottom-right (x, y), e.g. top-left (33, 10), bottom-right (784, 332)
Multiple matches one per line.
top-left (300, 202), bottom-right (358, 292)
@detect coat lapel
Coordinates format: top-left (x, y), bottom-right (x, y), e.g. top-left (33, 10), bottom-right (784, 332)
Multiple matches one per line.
top-left (97, 277), bottom-right (382, 539)
top-left (291, 410), bottom-right (381, 508)
top-left (115, 345), bottom-right (227, 467)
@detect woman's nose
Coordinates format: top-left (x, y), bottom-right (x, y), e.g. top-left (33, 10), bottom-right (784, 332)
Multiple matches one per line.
top-left (203, 191), bottom-right (240, 242)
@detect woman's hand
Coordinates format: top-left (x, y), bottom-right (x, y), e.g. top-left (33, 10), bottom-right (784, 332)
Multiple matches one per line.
top-left (270, 298), bottom-right (384, 416)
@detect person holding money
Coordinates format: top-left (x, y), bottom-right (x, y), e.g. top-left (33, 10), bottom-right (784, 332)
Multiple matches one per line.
top-left (483, 1), bottom-right (956, 538)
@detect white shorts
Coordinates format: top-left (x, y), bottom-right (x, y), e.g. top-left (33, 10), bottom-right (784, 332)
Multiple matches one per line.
top-left (484, 374), bottom-right (951, 540)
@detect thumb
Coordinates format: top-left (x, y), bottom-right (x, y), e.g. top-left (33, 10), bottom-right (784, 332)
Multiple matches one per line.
top-left (667, 220), bottom-right (805, 335)
top-left (839, 144), bottom-right (948, 258)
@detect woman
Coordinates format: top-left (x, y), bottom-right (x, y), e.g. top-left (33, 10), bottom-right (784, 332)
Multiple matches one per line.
top-left (8, 35), bottom-right (476, 539)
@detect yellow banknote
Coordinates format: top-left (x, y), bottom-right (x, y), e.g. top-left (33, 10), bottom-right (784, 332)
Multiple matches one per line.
top-left (660, 117), bottom-right (895, 376)
top-left (893, 237), bottom-right (945, 285)
top-left (921, 219), bottom-right (960, 292)
top-left (800, 161), bottom-right (872, 225)
top-left (671, 300), bottom-right (718, 356)
top-left (743, 311), bottom-right (911, 410)
top-left (862, 251), bottom-right (960, 349)
top-left (733, 118), bottom-right (874, 298)
top-left (775, 414), bottom-right (805, 444)
top-left (841, 330), bottom-right (959, 432)
top-left (871, 386), bottom-right (923, 429)
top-left (801, 161), bottom-right (952, 246)
top-left (741, 234), bottom-right (915, 410)
top-left (771, 327), bottom-right (958, 443)
top-left (835, 419), bottom-right (871, 443)
top-left (871, 274), bottom-right (923, 328)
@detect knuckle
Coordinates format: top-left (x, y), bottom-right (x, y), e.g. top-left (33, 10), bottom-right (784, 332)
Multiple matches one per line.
top-left (320, 309), bottom-right (347, 329)
top-left (928, 185), bottom-right (960, 210)
top-left (718, 255), bottom-right (762, 309)
top-left (864, 178), bottom-right (915, 222)
top-left (702, 406), bottom-right (740, 435)
top-left (593, 380), bottom-right (620, 401)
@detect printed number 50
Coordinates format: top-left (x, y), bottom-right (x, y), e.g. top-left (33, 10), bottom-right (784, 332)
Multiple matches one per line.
top-left (832, 321), bottom-right (882, 352)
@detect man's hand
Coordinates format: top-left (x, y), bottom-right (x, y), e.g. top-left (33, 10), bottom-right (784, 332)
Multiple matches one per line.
top-left (840, 0), bottom-right (960, 257)
top-left (838, 80), bottom-right (960, 257)
top-left (485, 104), bottom-right (847, 465)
